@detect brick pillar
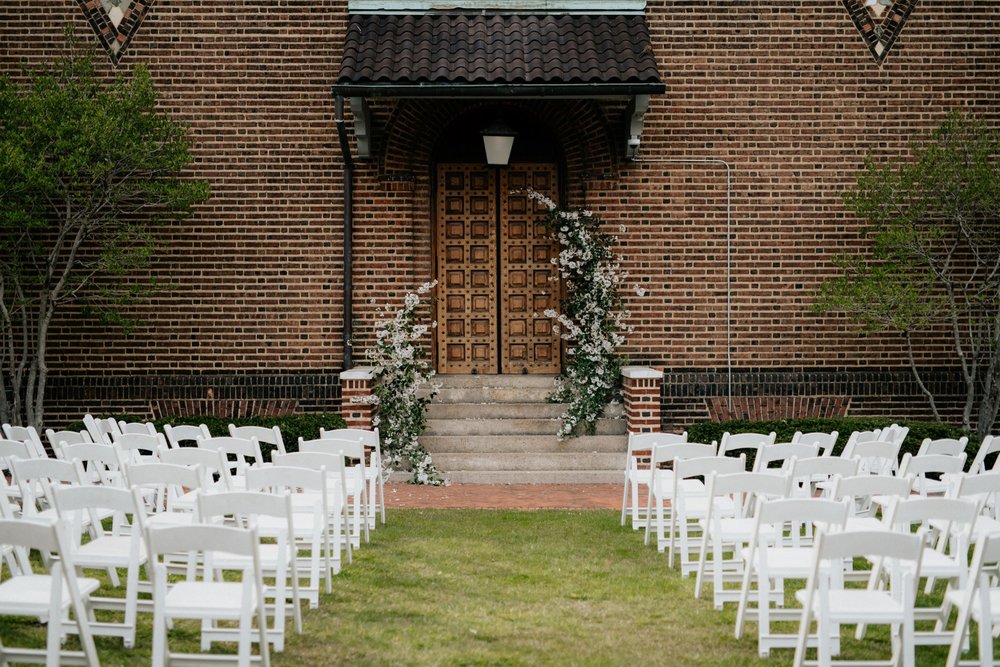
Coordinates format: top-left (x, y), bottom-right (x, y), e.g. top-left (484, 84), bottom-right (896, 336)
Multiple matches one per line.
top-left (340, 367), bottom-right (377, 430)
top-left (622, 366), bottom-right (663, 433)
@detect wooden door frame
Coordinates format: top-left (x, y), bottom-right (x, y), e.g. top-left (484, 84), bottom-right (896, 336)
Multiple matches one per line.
top-left (430, 161), bottom-right (567, 375)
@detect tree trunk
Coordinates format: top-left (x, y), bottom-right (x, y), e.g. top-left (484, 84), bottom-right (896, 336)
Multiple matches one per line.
top-left (905, 330), bottom-right (941, 422)
top-left (977, 313), bottom-right (1000, 439)
top-left (27, 301), bottom-right (53, 431)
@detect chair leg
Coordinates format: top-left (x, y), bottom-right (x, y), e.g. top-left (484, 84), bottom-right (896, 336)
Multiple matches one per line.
top-left (620, 477), bottom-right (629, 527)
top-left (980, 612), bottom-right (993, 666)
top-left (734, 557), bottom-right (754, 640)
top-left (123, 562), bottom-right (140, 648)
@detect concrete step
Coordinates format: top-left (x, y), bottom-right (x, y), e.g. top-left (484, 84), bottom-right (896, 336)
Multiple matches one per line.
top-left (426, 402), bottom-right (623, 420)
top-left (435, 374), bottom-right (557, 388)
top-left (434, 386), bottom-right (555, 403)
top-left (444, 470), bottom-right (622, 484)
top-left (424, 417), bottom-right (626, 436)
top-left (421, 434), bottom-right (627, 454)
top-left (432, 452), bottom-right (622, 472)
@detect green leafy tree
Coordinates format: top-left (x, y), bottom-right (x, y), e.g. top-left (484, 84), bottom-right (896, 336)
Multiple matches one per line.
top-left (0, 40), bottom-right (209, 428)
top-left (817, 113), bottom-right (1000, 437)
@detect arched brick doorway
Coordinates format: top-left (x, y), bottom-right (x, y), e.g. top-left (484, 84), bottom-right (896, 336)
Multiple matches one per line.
top-left (432, 107), bottom-right (564, 375)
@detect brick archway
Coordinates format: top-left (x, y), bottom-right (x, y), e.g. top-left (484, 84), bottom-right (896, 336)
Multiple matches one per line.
top-left (379, 98), bottom-right (621, 202)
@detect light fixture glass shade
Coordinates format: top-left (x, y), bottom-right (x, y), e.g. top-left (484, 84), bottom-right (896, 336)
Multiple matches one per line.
top-left (481, 113), bottom-right (517, 166)
top-left (483, 134), bottom-right (516, 166)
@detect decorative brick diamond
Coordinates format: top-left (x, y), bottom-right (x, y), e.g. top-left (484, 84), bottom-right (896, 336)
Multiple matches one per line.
top-left (77, 0), bottom-right (154, 66)
top-left (842, 0), bottom-right (919, 65)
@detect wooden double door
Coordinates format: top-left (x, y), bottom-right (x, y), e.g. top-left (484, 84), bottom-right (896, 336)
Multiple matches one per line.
top-left (435, 163), bottom-right (561, 375)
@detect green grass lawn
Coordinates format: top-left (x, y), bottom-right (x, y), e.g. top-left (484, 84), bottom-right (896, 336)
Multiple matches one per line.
top-left (0, 509), bottom-right (980, 665)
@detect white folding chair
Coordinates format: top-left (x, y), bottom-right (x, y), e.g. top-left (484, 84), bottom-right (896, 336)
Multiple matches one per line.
top-left (117, 419), bottom-right (157, 436)
top-left (62, 442), bottom-right (127, 489)
top-left (695, 470), bottom-right (792, 609)
top-left (125, 462), bottom-right (206, 528)
top-left (112, 432), bottom-right (165, 466)
top-left (147, 523), bottom-right (270, 667)
top-left (300, 437), bottom-right (369, 546)
top-left (897, 451), bottom-right (966, 497)
top-left (198, 490), bottom-right (303, 651)
top-left (45, 428), bottom-right (92, 459)
top-left (198, 435), bottom-right (264, 491)
top-left (719, 431), bottom-right (776, 470)
top-left (861, 496), bottom-right (978, 646)
top-left (157, 445), bottom-right (233, 510)
top-left (968, 434), bottom-right (1000, 475)
top-left (830, 474), bottom-right (912, 534)
top-left (620, 431), bottom-right (687, 529)
top-left (917, 436), bottom-right (969, 458)
top-left (0, 437), bottom-right (38, 506)
top-left (789, 456), bottom-right (859, 500)
top-left (945, 533), bottom-right (1000, 667)
top-left (640, 440), bottom-right (717, 552)
top-left (12, 457), bottom-right (86, 523)
top-left (163, 422), bottom-right (211, 449)
top-left (753, 443), bottom-right (819, 474)
top-left (230, 424), bottom-right (288, 459)
top-left (933, 471), bottom-right (1000, 548)
top-left (273, 451), bottom-right (353, 569)
top-left (793, 530), bottom-right (923, 667)
top-left (735, 497), bottom-right (849, 657)
top-left (667, 454), bottom-right (746, 574)
top-left (882, 423), bottom-right (910, 447)
top-left (0, 518), bottom-right (100, 667)
top-left (53, 485), bottom-right (150, 648)
top-left (246, 465), bottom-right (334, 607)
top-left (3, 423), bottom-right (48, 458)
top-left (320, 427), bottom-right (385, 527)
top-left (83, 414), bottom-right (122, 446)
top-left (845, 438), bottom-right (900, 477)
top-left (792, 430), bottom-right (839, 457)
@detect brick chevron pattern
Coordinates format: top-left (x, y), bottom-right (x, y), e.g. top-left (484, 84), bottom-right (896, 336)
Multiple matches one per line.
top-left (842, 0), bottom-right (920, 65)
top-left (76, 0), bottom-right (154, 66)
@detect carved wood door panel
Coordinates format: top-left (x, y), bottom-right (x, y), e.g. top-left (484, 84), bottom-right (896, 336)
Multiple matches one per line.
top-left (499, 166), bottom-right (561, 374)
top-left (435, 163), bottom-right (560, 375)
top-left (436, 165), bottom-right (497, 374)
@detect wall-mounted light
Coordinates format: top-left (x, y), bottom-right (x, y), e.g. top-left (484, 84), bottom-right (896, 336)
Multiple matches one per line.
top-left (481, 112), bottom-right (517, 167)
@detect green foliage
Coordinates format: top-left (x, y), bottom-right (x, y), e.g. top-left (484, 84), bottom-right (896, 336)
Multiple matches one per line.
top-left (816, 112), bottom-right (1000, 437)
top-left (687, 417), bottom-right (977, 468)
top-left (67, 413), bottom-right (347, 461)
top-left (530, 192), bottom-right (629, 439)
top-left (0, 36), bottom-right (210, 428)
top-left (365, 282), bottom-right (445, 485)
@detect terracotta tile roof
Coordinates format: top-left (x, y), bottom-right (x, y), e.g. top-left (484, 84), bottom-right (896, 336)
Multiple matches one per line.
top-left (337, 14), bottom-right (663, 93)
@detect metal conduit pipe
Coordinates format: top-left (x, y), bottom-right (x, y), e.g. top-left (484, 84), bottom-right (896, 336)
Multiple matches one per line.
top-left (628, 156), bottom-right (733, 410)
top-left (335, 94), bottom-right (355, 370)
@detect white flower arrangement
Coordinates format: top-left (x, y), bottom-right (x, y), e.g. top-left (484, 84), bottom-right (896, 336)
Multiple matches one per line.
top-left (362, 280), bottom-right (446, 485)
top-left (528, 190), bottom-right (634, 439)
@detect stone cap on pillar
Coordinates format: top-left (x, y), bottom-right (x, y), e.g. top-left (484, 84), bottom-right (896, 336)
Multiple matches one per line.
top-left (621, 366), bottom-right (663, 380)
top-left (340, 366), bottom-right (377, 381)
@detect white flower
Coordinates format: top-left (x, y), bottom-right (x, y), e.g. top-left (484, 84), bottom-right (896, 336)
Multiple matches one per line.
top-left (634, 285), bottom-right (647, 297)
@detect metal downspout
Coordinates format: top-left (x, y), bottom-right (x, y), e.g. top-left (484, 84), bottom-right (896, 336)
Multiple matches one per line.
top-left (335, 95), bottom-right (354, 370)
top-left (628, 156), bottom-right (733, 411)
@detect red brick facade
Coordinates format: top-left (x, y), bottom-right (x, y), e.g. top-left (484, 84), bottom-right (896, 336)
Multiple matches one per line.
top-left (2, 1), bottom-right (997, 429)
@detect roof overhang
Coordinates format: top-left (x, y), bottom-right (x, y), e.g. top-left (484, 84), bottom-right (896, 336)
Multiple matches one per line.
top-left (333, 12), bottom-right (664, 160)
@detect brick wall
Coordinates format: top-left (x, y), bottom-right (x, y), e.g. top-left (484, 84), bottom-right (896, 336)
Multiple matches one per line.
top-left (1, 1), bottom-right (997, 429)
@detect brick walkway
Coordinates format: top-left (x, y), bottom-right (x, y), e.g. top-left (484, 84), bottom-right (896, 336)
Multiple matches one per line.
top-left (384, 483), bottom-right (621, 509)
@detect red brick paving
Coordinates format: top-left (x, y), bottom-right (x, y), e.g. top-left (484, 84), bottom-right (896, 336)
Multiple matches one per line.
top-left (384, 483), bottom-right (621, 510)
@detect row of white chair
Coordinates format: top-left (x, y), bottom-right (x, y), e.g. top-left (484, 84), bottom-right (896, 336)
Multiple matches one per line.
top-left (0, 418), bottom-right (390, 666)
top-left (1, 417), bottom-right (387, 531)
top-left (625, 432), bottom-right (1000, 665)
top-left (621, 426), bottom-right (1000, 530)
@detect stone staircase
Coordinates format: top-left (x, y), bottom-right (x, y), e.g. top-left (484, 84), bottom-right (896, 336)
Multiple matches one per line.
top-left (423, 375), bottom-right (627, 484)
